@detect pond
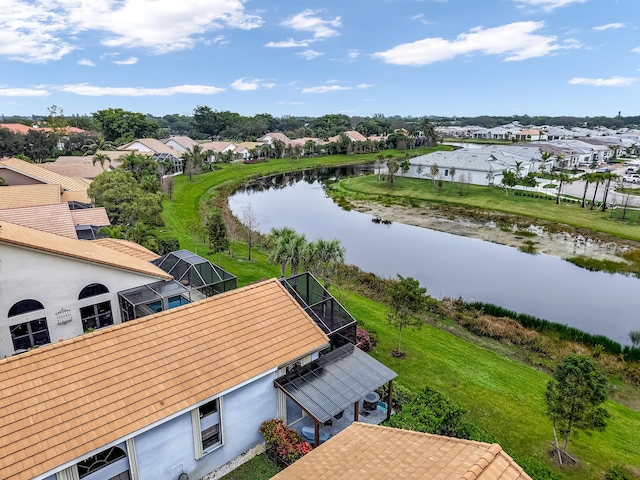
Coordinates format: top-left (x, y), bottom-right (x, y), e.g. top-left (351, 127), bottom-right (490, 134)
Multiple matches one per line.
top-left (228, 166), bottom-right (640, 345)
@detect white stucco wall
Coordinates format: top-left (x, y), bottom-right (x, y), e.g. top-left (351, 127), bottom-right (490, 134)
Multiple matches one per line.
top-left (0, 244), bottom-right (166, 358)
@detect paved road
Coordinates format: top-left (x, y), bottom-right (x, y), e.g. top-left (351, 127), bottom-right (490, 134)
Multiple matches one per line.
top-left (561, 163), bottom-right (640, 208)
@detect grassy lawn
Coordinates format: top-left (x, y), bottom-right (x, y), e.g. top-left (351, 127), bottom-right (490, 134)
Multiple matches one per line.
top-left (332, 174), bottom-right (640, 242)
top-left (219, 454), bottom-right (279, 480)
top-left (160, 152), bottom-right (640, 480)
top-left (340, 290), bottom-right (640, 480)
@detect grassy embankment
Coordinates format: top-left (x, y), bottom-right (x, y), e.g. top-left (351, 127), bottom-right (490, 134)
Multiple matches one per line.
top-left (162, 154), bottom-right (640, 480)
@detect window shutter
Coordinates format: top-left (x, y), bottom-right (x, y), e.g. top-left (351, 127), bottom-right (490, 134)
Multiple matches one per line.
top-left (126, 438), bottom-right (141, 480)
top-left (56, 466), bottom-right (79, 480)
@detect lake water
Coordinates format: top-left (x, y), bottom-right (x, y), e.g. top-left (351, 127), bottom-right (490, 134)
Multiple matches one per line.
top-left (228, 167), bottom-right (640, 345)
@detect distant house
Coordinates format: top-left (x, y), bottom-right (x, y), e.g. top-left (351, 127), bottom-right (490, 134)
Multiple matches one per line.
top-left (41, 153), bottom-right (124, 179)
top-left (164, 135), bottom-right (200, 152)
top-left (328, 130), bottom-right (367, 143)
top-left (411, 145), bottom-right (541, 186)
top-left (119, 138), bottom-right (184, 174)
top-left (514, 129), bottom-right (545, 142)
top-left (272, 423), bottom-right (532, 480)
top-left (258, 132), bottom-right (294, 146)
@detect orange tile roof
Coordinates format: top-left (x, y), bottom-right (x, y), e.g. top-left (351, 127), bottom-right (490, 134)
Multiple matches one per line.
top-left (0, 203), bottom-right (79, 238)
top-left (60, 190), bottom-right (91, 203)
top-left (39, 160), bottom-right (110, 179)
top-left (0, 221), bottom-right (170, 279)
top-left (70, 207), bottom-right (110, 227)
top-left (272, 423), bottom-right (532, 480)
top-left (0, 123), bottom-right (33, 134)
top-left (0, 184), bottom-right (62, 209)
top-left (92, 238), bottom-right (160, 261)
top-left (0, 158), bottom-right (90, 191)
top-left (0, 279), bottom-right (329, 480)
top-left (119, 138), bottom-right (181, 155)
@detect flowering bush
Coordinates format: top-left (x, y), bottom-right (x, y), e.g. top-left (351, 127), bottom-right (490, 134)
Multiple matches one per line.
top-left (259, 419), bottom-right (312, 464)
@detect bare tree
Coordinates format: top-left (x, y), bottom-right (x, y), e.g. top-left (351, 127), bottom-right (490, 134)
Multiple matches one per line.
top-left (222, 208), bottom-right (238, 258)
top-left (241, 203), bottom-right (260, 260)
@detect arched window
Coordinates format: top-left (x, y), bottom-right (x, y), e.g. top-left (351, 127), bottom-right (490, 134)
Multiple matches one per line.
top-left (8, 299), bottom-right (44, 317)
top-left (79, 284), bottom-right (109, 300)
top-left (77, 446), bottom-right (127, 478)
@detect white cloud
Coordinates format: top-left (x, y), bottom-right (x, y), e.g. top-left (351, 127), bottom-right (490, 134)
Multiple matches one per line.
top-left (568, 77), bottom-right (637, 87)
top-left (347, 49), bottom-right (360, 59)
top-left (265, 38), bottom-right (311, 48)
top-left (262, 83), bottom-right (275, 89)
top-left (357, 83), bottom-right (373, 89)
top-left (513, 0), bottom-right (587, 13)
top-left (113, 57), bottom-right (138, 65)
top-left (301, 85), bottom-right (350, 93)
top-left (631, 47), bottom-right (640, 54)
top-left (281, 9), bottom-right (341, 39)
top-left (54, 83), bottom-right (224, 96)
top-left (593, 23), bottom-right (625, 31)
top-left (411, 13), bottom-right (431, 25)
top-left (231, 78), bottom-right (261, 91)
top-left (373, 22), bottom-right (575, 66)
top-left (296, 50), bottom-right (324, 60)
top-left (209, 35), bottom-right (230, 46)
top-left (78, 59), bottom-right (95, 67)
top-left (0, 0), bottom-right (263, 63)
top-left (0, 87), bottom-right (50, 97)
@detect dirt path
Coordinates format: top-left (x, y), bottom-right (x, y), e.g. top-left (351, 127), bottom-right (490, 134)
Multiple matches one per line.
top-left (349, 200), bottom-right (633, 262)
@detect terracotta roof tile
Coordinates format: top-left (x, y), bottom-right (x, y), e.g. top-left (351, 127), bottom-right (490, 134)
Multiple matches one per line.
top-left (0, 203), bottom-right (78, 238)
top-left (0, 279), bottom-right (329, 480)
top-left (60, 190), bottom-right (91, 203)
top-left (70, 207), bottom-right (110, 226)
top-left (0, 221), bottom-right (170, 279)
top-left (272, 424), bottom-right (532, 480)
top-left (92, 238), bottom-right (159, 260)
top-left (0, 158), bottom-right (90, 191)
top-left (0, 184), bottom-right (62, 209)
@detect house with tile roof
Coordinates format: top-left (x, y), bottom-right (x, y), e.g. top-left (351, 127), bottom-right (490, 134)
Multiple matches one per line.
top-left (164, 135), bottom-right (200, 152)
top-left (0, 279), bottom-right (333, 480)
top-left (42, 153), bottom-right (124, 179)
top-left (328, 130), bottom-right (367, 143)
top-left (119, 138), bottom-right (184, 174)
top-left (272, 423), bottom-right (531, 480)
top-left (0, 221), bottom-right (238, 358)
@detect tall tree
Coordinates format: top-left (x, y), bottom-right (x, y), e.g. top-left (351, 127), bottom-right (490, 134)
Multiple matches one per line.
top-left (387, 275), bottom-right (427, 356)
top-left (418, 117), bottom-right (438, 147)
top-left (23, 130), bottom-right (58, 163)
top-left (82, 136), bottom-right (117, 155)
top-left (554, 172), bottom-right (572, 204)
top-left (241, 203), bottom-right (260, 261)
top-left (546, 355), bottom-right (609, 458)
top-left (92, 152), bottom-right (111, 170)
top-left (206, 211), bottom-right (229, 263)
top-left (182, 144), bottom-right (211, 181)
top-left (304, 238), bottom-right (345, 290)
top-left (598, 172), bottom-right (617, 212)
top-left (92, 108), bottom-right (159, 143)
top-left (267, 227), bottom-right (297, 277)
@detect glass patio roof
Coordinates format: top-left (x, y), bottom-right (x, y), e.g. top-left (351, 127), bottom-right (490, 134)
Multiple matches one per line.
top-left (275, 344), bottom-right (397, 424)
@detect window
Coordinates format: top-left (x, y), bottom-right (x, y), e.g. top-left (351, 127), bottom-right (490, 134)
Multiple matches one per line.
top-left (10, 319), bottom-right (50, 351)
top-left (192, 398), bottom-right (223, 458)
top-left (8, 299), bottom-right (44, 317)
top-left (80, 301), bottom-right (113, 331)
top-left (77, 446), bottom-right (128, 479)
top-left (79, 284), bottom-right (109, 300)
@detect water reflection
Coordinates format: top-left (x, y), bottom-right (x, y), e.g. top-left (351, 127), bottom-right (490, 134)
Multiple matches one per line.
top-left (229, 167), bottom-right (640, 344)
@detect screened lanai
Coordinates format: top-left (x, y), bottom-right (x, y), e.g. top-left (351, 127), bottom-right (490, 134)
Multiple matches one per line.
top-left (152, 250), bottom-right (237, 298)
top-left (279, 273), bottom-right (356, 348)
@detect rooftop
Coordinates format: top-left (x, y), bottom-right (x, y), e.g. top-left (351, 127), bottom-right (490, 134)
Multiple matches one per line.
top-left (0, 279), bottom-right (329, 480)
top-left (272, 423), bottom-right (531, 480)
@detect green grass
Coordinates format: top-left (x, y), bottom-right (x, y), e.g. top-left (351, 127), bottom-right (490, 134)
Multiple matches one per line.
top-left (219, 454), bottom-right (279, 480)
top-left (332, 175), bottom-right (640, 241)
top-left (339, 290), bottom-right (640, 480)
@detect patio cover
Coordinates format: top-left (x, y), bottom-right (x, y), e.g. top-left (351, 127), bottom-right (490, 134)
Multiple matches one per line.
top-left (275, 344), bottom-right (397, 424)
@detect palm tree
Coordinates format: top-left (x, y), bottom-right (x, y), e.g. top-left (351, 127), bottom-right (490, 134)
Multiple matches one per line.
top-left (580, 173), bottom-right (595, 208)
top-left (304, 238), bottom-right (345, 290)
top-left (540, 150), bottom-right (553, 173)
top-left (182, 144), bottom-right (211, 181)
top-left (598, 172), bottom-right (618, 212)
top-left (554, 172), bottom-right (571, 204)
top-left (98, 225), bottom-right (126, 239)
top-left (590, 173), bottom-right (604, 210)
top-left (418, 117), bottom-right (438, 147)
top-left (267, 227), bottom-right (297, 277)
top-left (82, 136), bottom-right (117, 156)
top-left (286, 233), bottom-right (308, 276)
top-left (554, 153), bottom-right (567, 171)
top-left (91, 152), bottom-right (111, 170)
top-left (125, 223), bottom-right (158, 252)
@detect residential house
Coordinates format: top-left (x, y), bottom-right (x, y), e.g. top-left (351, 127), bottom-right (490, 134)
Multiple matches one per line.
top-left (0, 158), bottom-right (92, 203)
top-left (410, 145), bottom-right (541, 186)
top-left (272, 423), bottom-right (532, 480)
top-left (119, 138), bottom-right (184, 174)
top-left (164, 135), bottom-right (200, 152)
top-left (0, 222), bottom-right (236, 357)
top-left (0, 184), bottom-right (89, 209)
top-left (0, 279), bottom-right (333, 480)
top-left (258, 132), bottom-right (294, 146)
top-left (327, 130), bottom-right (367, 143)
top-left (514, 129), bottom-right (546, 142)
top-left (0, 203), bottom-right (110, 240)
top-left (232, 142), bottom-right (264, 161)
top-left (42, 153), bottom-right (124, 179)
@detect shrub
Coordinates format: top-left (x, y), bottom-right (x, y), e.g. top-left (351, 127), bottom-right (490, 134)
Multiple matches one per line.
top-left (376, 382), bottom-right (415, 412)
top-left (356, 327), bottom-right (372, 352)
top-left (259, 419), bottom-right (312, 464)
top-left (158, 238), bottom-right (180, 255)
top-left (605, 465), bottom-right (640, 480)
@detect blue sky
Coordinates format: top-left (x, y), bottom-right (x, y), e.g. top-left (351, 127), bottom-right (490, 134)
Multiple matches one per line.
top-left (1, 0), bottom-right (639, 119)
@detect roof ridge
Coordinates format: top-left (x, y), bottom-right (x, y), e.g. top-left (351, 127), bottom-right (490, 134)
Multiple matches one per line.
top-left (461, 443), bottom-right (503, 480)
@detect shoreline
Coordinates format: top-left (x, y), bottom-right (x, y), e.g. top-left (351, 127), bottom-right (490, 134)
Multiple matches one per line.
top-left (348, 200), bottom-right (635, 262)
